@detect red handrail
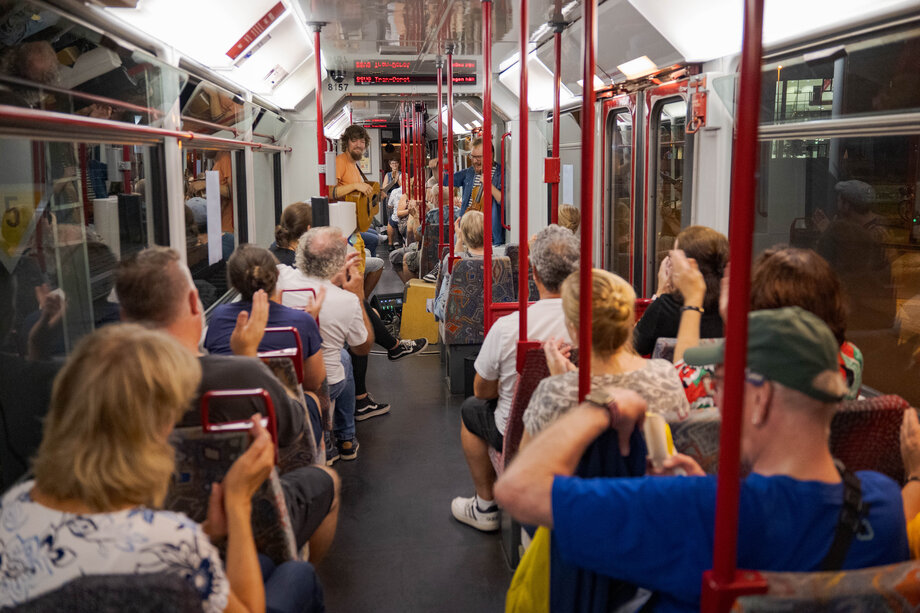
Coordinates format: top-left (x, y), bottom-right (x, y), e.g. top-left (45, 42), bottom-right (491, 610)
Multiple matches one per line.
top-left (400, 106), bottom-right (407, 200)
top-left (312, 24), bottom-right (328, 198)
top-left (517, 0), bottom-right (529, 347)
top-left (182, 115), bottom-right (240, 137)
top-left (499, 132), bottom-right (511, 230)
top-left (483, 0), bottom-right (494, 334)
top-left (437, 57), bottom-right (446, 257)
top-left (447, 44), bottom-right (456, 273)
top-left (577, 0), bottom-right (597, 402)
top-left (552, 24), bottom-right (563, 224)
top-left (200, 388), bottom-right (279, 464)
top-left (0, 73), bottom-right (164, 119)
top-left (0, 105), bottom-right (292, 151)
top-left (700, 0), bottom-right (769, 610)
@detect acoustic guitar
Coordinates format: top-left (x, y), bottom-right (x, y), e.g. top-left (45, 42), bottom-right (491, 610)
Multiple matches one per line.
top-left (342, 181), bottom-right (380, 232)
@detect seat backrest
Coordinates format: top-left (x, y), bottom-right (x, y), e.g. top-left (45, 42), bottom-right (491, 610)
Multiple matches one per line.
top-left (652, 337), bottom-right (678, 361)
top-left (829, 395), bottom-right (911, 483)
top-left (419, 222), bottom-right (450, 275)
top-left (733, 560), bottom-right (920, 612)
top-left (2, 572), bottom-right (202, 613)
top-left (505, 244), bottom-right (539, 302)
top-left (501, 347), bottom-right (580, 469)
top-left (443, 256), bottom-right (515, 345)
top-left (166, 427), bottom-right (298, 564)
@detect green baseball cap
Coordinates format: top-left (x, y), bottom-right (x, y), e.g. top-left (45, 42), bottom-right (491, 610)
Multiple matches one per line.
top-left (684, 306), bottom-right (846, 402)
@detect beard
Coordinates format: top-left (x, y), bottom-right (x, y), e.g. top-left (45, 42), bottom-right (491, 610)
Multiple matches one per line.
top-left (350, 149), bottom-right (364, 162)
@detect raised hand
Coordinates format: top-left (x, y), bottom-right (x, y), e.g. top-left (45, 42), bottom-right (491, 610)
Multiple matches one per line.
top-left (222, 414), bottom-right (274, 508)
top-left (304, 285), bottom-right (326, 321)
top-left (543, 337), bottom-right (576, 376)
top-left (670, 249), bottom-right (705, 306)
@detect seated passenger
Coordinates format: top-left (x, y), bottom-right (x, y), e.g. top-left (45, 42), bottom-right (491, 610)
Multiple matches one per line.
top-left (115, 247), bottom-right (339, 558)
top-left (451, 225), bottom-right (579, 532)
top-left (633, 225), bottom-right (728, 355)
top-left (276, 227), bottom-right (373, 462)
top-left (558, 203), bottom-right (580, 235)
top-left (204, 244), bottom-right (326, 393)
top-left (270, 201), bottom-right (313, 268)
top-left (672, 247), bottom-right (865, 409)
top-left (0, 324), bottom-right (324, 613)
top-left (433, 211), bottom-right (485, 322)
top-left (900, 409), bottom-right (920, 558)
top-left (522, 268), bottom-right (688, 443)
top-left (496, 307), bottom-right (909, 612)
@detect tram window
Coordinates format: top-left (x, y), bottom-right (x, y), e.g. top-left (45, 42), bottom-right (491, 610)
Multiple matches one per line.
top-left (651, 98), bottom-right (687, 279)
top-left (0, 2), bottom-right (188, 124)
top-left (184, 147), bottom-right (242, 309)
top-left (252, 150), bottom-right (280, 245)
top-left (181, 79), bottom-right (256, 136)
top-left (606, 110), bottom-right (633, 282)
top-left (0, 137), bottom-right (164, 357)
top-left (762, 23), bottom-right (920, 124)
top-left (754, 132), bottom-right (920, 404)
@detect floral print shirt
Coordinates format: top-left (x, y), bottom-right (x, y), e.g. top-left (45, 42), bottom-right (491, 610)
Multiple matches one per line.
top-left (0, 480), bottom-right (229, 611)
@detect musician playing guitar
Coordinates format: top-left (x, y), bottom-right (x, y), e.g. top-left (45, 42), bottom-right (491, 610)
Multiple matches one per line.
top-left (431, 136), bottom-right (504, 245)
top-left (330, 125), bottom-right (384, 296)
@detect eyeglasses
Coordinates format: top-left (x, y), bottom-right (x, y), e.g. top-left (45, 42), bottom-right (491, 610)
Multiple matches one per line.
top-left (709, 369), bottom-right (767, 394)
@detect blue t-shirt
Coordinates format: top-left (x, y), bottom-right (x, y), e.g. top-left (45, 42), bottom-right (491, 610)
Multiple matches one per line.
top-left (204, 301), bottom-right (322, 359)
top-left (552, 471), bottom-right (908, 613)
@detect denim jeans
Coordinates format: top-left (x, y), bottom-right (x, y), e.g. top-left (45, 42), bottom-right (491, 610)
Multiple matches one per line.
top-left (259, 554), bottom-right (325, 613)
top-left (328, 349), bottom-right (356, 441)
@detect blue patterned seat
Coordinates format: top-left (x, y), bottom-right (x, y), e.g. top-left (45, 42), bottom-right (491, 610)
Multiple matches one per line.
top-left (419, 221), bottom-right (451, 277)
top-left (165, 427), bottom-right (299, 565)
top-left (505, 244), bottom-right (540, 302)
top-left (442, 256), bottom-right (515, 391)
top-left (1, 572), bottom-right (202, 613)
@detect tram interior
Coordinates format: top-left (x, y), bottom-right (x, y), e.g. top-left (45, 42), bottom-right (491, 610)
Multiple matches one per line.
top-left (2, 0), bottom-right (920, 611)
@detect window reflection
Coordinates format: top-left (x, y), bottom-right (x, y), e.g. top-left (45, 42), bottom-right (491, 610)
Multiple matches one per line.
top-left (756, 133), bottom-right (920, 404)
top-left (607, 111), bottom-right (632, 282)
top-left (0, 138), bottom-right (160, 359)
top-left (184, 147), bottom-right (238, 308)
top-left (653, 98), bottom-right (686, 276)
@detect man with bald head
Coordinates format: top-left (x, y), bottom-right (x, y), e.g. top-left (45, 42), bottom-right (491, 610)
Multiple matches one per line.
top-left (116, 246), bottom-right (340, 560)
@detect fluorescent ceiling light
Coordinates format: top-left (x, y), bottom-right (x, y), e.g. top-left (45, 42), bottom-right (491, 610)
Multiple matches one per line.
top-left (499, 52), bottom-right (577, 111)
top-left (617, 55), bottom-right (658, 79)
top-left (463, 123), bottom-right (473, 130)
top-left (628, 0), bottom-right (918, 62)
top-left (440, 106), bottom-right (469, 134)
top-left (325, 107), bottom-right (350, 140)
top-left (499, 52), bottom-right (520, 73)
top-left (471, 119), bottom-right (481, 127)
top-left (576, 76), bottom-right (605, 89)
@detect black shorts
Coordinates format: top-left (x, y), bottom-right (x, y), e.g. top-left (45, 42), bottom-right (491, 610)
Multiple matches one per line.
top-left (280, 466), bottom-right (335, 549)
top-left (460, 396), bottom-right (504, 452)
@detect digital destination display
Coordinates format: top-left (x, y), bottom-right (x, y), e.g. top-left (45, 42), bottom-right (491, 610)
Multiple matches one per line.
top-left (354, 74), bottom-right (477, 85)
top-left (353, 59), bottom-right (476, 71)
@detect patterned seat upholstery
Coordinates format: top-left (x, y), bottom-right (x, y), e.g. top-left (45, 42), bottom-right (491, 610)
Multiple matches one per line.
top-left (443, 256), bottom-right (515, 345)
top-left (733, 560), bottom-right (920, 612)
top-left (829, 395), bottom-right (912, 483)
top-left (165, 427), bottom-right (298, 565)
top-left (505, 244), bottom-right (539, 302)
top-left (419, 222), bottom-right (450, 276)
top-left (670, 408), bottom-right (721, 474)
top-left (2, 572), bottom-right (202, 613)
top-left (652, 336), bottom-right (723, 362)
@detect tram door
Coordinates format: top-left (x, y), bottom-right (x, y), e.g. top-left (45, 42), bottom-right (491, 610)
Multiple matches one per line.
top-left (602, 95), bottom-right (638, 291)
top-left (644, 81), bottom-right (693, 297)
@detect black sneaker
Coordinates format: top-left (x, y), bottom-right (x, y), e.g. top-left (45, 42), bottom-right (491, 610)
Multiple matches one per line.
top-left (387, 338), bottom-right (429, 361)
top-left (336, 437), bottom-right (360, 461)
top-left (355, 395), bottom-right (390, 421)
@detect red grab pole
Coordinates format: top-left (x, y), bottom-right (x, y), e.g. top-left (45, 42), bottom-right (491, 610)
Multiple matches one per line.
top-left (552, 24), bottom-right (563, 224)
top-left (577, 0), bottom-right (596, 402)
top-left (400, 105), bottom-right (406, 198)
top-left (700, 0), bottom-right (768, 610)
top-left (517, 0), bottom-right (529, 345)
top-left (311, 24), bottom-right (328, 199)
top-left (447, 44), bottom-right (456, 273)
top-left (482, 0), bottom-right (494, 332)
top-left (437, 57), bottom-right (445, 257)
top-left (500, 132), bottom-right (511, 230)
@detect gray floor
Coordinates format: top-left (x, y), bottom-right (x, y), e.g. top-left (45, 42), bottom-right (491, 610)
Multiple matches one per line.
top-left (316, 243), bottom-right (512, 612)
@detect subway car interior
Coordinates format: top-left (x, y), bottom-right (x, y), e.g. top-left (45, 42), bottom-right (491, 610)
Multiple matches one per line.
top-left (3, 0), bottom-right (920, 611)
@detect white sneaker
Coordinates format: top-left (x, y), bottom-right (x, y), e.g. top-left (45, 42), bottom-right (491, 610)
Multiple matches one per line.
top-left (451, 495), bottom-right (500, 532)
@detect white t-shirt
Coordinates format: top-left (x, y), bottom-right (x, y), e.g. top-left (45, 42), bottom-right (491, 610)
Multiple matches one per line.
top-left (474, 298), bottom-right (571, 434)
top-left (277, 265), bottom-right (368, 384)
top-left (389, 187), bottom-right (403, 222)
top-left (0, 481), bottom-right (229, 612)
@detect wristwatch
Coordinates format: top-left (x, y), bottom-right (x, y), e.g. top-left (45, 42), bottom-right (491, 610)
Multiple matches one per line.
top-left (584, 389), bottom-right (619, 428)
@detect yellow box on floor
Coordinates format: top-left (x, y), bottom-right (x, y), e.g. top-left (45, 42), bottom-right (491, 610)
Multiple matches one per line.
top-left (400, 279), bottom-right (438, 345)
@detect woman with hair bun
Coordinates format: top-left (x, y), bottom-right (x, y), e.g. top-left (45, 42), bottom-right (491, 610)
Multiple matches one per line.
top-left (204, 244), bottom-right (326, 392)
top-left (521, 269), bottom-right (688, 443)
top-left (270, 202), bottom-right (313, 267)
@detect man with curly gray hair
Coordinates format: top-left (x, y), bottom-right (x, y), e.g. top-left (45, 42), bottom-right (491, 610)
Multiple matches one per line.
top-left (277, 226), bottom-right (374, 463)
top-left (450, 224), bottom-right (579, 532)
